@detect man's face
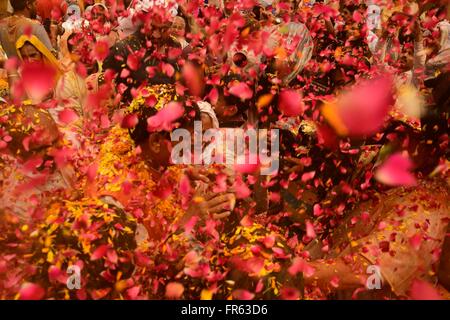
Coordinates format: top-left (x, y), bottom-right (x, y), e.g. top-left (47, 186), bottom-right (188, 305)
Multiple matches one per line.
top-left (20, 43), bottom-right (43, 62)
top-left (28, 0), bottom-right (37, 19)
top-left (213, 93), bottom-right (238, 120)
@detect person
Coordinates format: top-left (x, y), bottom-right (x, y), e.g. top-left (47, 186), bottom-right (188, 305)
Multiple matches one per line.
top-left (302, 178), bottom-right (449, 299)
top-left (24, 197), bottom-right (139, 300)
top-left (103, 5), bottom-right (182, 105)
top-left (85, 80), bottom-right (233, 234)
top-left (85, 2), bottom-right (119, 47)
top-left (169, 15), bottom-right (189, 50)
top-left (35, 0), bottom-right (68, 48)
top-left (16, 33), bottom-right (92, 184)
top-left (425, 19), bottom-right (450, 79)
top-left (61, 2), bottom-right (83, 32)
top-left (0, 102), bottom-right (76, 221)
top-left (16, 33), bottom-right (86, 119)
top-left (0, 0), bottom-right (54, 58)
top-left (301, 68), bottom-right (450, 300)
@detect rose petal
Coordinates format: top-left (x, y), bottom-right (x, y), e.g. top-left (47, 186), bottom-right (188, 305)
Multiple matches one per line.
top-left (375, 153), bottom-right (417, 187)
top-left (21, 61), bottom-right (57, 103)
top-left (19, 283), bottom-right (45, 300)
top-left (279, 90), bottom-right (305, 117)
top-left (229, 82), bottom-right (253, 101)
top-left (165, 282), bottom-right (184, 299)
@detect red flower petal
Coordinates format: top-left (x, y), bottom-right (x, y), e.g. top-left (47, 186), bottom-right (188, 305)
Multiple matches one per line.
top-left (91, 40), bottom-right (109, 62)
top-left (281, 287), bottom-right (300, 300)
top-left (121, 114), bottom-right (139, 129)
top-left (127, 54), bottom-right (140, 71)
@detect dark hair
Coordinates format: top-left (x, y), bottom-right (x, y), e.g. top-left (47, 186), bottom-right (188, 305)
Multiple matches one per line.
top-left (11, 0), bottom-right (30, 11)
top-left (215, 74), bottom-right (251, 118)
top-left (129, 99), bottom-right (201, 146)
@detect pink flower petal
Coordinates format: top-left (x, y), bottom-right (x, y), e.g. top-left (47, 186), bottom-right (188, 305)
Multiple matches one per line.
top-left (147, 102), bottom-right (184, 132)
top-left (232, 289), bottom-right (255, 300)
top-left (233, 176), bottom-right (252, 199)
top-left (58, 109), bottom-right (79, 125)
top-left (306, 221), bottom-right (317, 239)
top-left (179, 174), bottom-right (192, 197)
top-left (127, 286), bottom-right (141, 300)
top-left (323, 77), bottom-right (394, 137)
top-left (127, 54), bottom-right (140, 71)
top-left (161, 62), bottom-right (175, 77)
top-left (19, 283), bottom-right (45, 300)
top-left (375, 153), bottom-right (417, 187)
top-left (288, 257), bottom-right (315, 277)
top-left (409, 234), bottom-right (422, 251)
top-left (21, 61), bottom-right (57, 103)
top-left (91, 40), bottom-right (109, 62)
top-left (182, 62), bottom-right (204, 97)
top-left (410, 279), bottom-right (443, 300)
top-left (301, 171), bottom-right (316, 182)
top-left (279, 90), bottom-right (305, 117)
top-left (165, 282), bottom-right (184, 299)
top-left (229, 82), bottom-right (253, 101)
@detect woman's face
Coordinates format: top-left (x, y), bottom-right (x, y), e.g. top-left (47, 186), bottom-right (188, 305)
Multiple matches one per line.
top-left (92, 6), bottom-right (107, 23)
top-left (19, 43), bottom-right (43, 62)
top-left (169, 17), bottom-right (186, 37)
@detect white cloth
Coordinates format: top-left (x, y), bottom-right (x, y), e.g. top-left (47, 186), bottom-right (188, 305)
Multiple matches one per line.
top-left (62, 4), bottom-right (85, 32)
top-left (426, 20), bottom-right (450, 78)
top-left (367, 4), bottom-right (381, 31)
top-left (197, 101), bottom-right (220, 129)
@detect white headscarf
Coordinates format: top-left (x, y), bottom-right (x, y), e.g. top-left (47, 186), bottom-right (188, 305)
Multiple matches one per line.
top-left (197, 101), bottom-right (220, 129)
top-left (62, 4), bottom-right (84, 32)
top-left (437, 20), bottom-right (450, 51)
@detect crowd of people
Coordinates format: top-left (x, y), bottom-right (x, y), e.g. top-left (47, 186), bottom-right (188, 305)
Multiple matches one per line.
top-left (0, 0), bottom-right (449, 300)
